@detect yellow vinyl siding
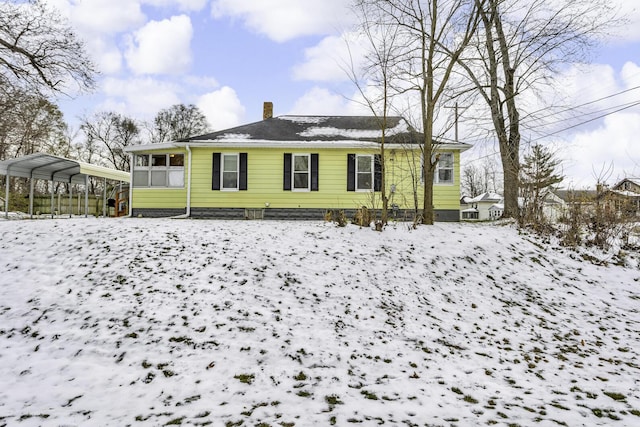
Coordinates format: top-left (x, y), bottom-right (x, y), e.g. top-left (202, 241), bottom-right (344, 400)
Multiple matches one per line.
top-left (132, 188), bottom-right (188, 208)
top-left (130, 148), bottom-right (188, 208)
top-left (130, 145), bottom-right (462, 211)
top-left (189, 147), bottom-right (461, 210)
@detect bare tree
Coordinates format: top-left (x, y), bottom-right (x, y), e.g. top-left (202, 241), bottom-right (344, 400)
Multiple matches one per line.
top-left (0, 0), bottom-right (96, 96)
top-left (81, 112), bottom-right (141, 171)
top-left (461, 157), bottom-right (501, 196)
top-left (0, 90), bottom-right (66, 160)
top-left (457, 0), bottom-right (617, 219)
top-left (356, 0), bottom-right (480, 224)
top-left (347, 2), bottom-right (406, 226)
top-left (150, 104), bottom-right (211, 143)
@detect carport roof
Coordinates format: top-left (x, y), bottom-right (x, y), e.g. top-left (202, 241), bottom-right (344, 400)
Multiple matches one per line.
top-left (0, 153), bottom-right (130, 184)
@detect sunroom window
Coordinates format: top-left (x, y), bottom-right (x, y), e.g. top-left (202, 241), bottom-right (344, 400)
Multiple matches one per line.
top-left (133, 153), bottom-right (184, 188)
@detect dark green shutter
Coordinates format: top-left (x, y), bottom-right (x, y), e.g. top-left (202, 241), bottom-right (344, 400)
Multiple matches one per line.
top-left (283, 153), bottom-right (292, 190)
top-left (347, 154), bottom-right (355, 191)
top-left (212, 153), bottom-right (221, 190)
top-left (311, 153), bottom-right (319, 191)
top-left (239, 153), bottom-right (248, 190)
top-left (374, 154), bottom-right (382, 191)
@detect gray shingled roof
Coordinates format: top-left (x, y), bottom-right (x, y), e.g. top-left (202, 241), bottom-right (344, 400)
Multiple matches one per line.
top-left (184, 115), bottom-right (423, 144)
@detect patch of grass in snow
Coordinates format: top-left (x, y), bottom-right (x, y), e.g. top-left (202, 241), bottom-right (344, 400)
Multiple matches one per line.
top-left (602, 391), bottom-right (626, 401)
top-left (325, 394), bottom-right (343, 406)
top-left (18, 414), bottom-right (50, 421)
top-left (360, 390), bottom-right (378, 400)
top-left (234, 373), bottom-right (255, 385)
top-left (463, 395), bottom-right (479, 404)
top-left (293, 371), bottom-right (307, 381)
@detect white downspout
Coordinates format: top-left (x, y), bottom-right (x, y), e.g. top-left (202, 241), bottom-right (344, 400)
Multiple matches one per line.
top-left (128, 154), bottom-right (134, 217)
top-left (186, 144), bottom-right (192, 217)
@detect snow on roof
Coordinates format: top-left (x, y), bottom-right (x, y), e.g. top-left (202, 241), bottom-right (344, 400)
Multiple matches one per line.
top-left (298, 118), bottom-right (410, 139)
top-left (489, 203), bottom-right (504, 210)
top-left (217, 133), bottom-right (252, 140)
top-left (468, 192), bottom-right (503, 203)
top-left (611, 189), bottom-right (640, 197)
top-left (279, 116), bottom-right (328, 125)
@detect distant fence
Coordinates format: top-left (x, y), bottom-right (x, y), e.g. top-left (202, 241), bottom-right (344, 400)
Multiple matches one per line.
top-left (30, 194), bottom-right (110, 216)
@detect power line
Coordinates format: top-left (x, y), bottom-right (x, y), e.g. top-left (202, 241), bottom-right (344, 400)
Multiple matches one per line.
top-left (530, 99), bottom-right (640, 142)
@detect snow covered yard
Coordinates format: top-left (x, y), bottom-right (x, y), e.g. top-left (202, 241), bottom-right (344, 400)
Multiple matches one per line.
top-left (0, 218), bottom-right (639, 427)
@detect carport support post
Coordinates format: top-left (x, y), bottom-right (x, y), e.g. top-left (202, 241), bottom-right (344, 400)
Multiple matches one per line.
top-left (50, 179), bottom-right (54, 219)
top-left (68, 180), bottom-right (72, 218)
top-left (84, 175), bottom-right (89, 218)
top-left (29, 177), bottom-right (34, 219)
top-left (4, 167), bottom-right (10, 219)
top-left (102, 177), bottom-right (107, 218)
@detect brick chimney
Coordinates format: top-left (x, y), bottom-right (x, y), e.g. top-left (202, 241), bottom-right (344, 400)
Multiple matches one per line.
top-left (263, 102), bottom-right (273, 120)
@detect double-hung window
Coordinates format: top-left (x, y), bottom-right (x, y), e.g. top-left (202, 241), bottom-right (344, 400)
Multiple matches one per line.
top-left (212, 153), bottom-right (248, 191)
top-left (283, 153), bottom-right (319, 191)
top-left (293, 154), bottom-right (310, 191)
top-left (222, 153), bottom-right (239, 190)
top-left (347, 154), bottom-right (382, 192)
top-left (435, 153), bottom-right (454, 184)
top-left (356, 155), bottom-right (373, 191)
top-left (133, 153), bottom-right (184, 188)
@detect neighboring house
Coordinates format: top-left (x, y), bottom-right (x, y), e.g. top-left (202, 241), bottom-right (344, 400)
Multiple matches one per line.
top-left (124, 107), bottom-right (471, 221)
top-left (605, 177), bottom-right (640, 216)
top-left (460, 192), bottom-right (503, 220)
top-left (461, 191), bottom-right (566, 221)
top-left (555, 189), bottom-right (598, 216)
top-left (540, 191), bottom-right (568, 222)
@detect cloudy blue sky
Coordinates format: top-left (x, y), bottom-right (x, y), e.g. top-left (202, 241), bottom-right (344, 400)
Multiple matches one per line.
top-left (48, 0), bottom-right (640, 188)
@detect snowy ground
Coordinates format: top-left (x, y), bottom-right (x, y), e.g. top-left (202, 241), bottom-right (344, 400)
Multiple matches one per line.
top-left (0, 218), bottom-right (639, 427)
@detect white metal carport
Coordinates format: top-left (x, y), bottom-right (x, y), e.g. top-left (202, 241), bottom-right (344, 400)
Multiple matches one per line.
top-left (0, 153), bottom-right (130, 219)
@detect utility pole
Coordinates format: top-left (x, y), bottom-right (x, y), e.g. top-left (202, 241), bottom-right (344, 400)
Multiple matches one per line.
top-left (445, 103), bottom-right (459, 142)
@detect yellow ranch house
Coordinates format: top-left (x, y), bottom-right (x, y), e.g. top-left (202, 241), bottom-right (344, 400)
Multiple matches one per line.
top-left (124, 107), bottom-right (471, 221)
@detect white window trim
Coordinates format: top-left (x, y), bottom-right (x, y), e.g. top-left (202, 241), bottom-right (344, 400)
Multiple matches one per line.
top-left (355, 154), bottom-right (374, 192)
top-left (133, 153), bottom-right (185, 188)
top-left (292, 153), bottom-right (311, 192)
top-left (221, 153), bottom-right (240, 191)
top-left (434, 152), bottom-right (454, 185)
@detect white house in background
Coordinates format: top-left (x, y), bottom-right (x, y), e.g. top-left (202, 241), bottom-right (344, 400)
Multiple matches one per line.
top-left (461, 191), bottom-right (568, 221)
top-left (460, 192), bottom-right (503, 220)
top-left (541, 191), bottom-right (567, 221)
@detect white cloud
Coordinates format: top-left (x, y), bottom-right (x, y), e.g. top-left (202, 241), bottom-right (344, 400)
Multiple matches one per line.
top-left (210, 0), bottom-right (354, 42)
top-left (292, 33), bottom-right (366, 82)
top-left (563, 112), bottom-right (640, 187)
top-left (197, 87), bottom-right (246, 130)
top-left (542, 61), bottom-right (640, 187)
top-left (68, 0), bottom-right (147, 35)
top-left (125, 15), bottom-right (193, 75)
top-left (86, 39), bottom-right (123, 75)
top-left (611, 0), bottom-right (640, 42)
top-left (142, 0), bottom-right (208, 12)
top-left (101, 78), bottom-right (182, 118)
top-left (289, 87), bottom-right (370, 116)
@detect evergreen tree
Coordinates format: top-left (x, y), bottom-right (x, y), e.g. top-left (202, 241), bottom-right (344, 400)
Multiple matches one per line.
top-left (520, 144), bottom-right (563, 226)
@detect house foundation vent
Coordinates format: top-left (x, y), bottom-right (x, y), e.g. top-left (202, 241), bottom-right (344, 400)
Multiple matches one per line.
top-left (245, 208), bottom-right (264, 220)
